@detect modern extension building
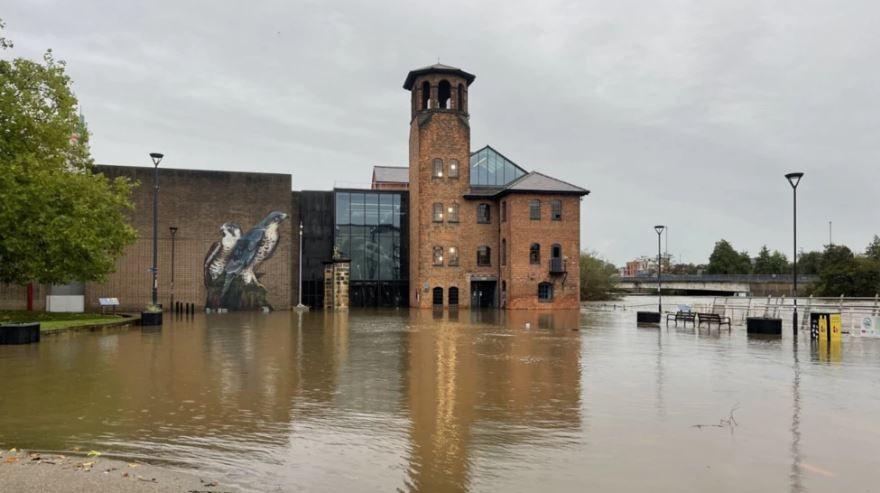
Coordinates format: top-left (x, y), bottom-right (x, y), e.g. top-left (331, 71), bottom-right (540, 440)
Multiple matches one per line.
top-left (0, 64), bottom-right (588, 312)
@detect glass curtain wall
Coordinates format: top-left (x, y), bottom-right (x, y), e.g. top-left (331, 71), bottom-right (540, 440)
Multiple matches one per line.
top-left (334, 190), bottom-right (408, 307)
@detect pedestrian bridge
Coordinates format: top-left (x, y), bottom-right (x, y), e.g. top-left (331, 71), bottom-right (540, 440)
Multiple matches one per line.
top-left (617, 274), bottom-right (818, 296)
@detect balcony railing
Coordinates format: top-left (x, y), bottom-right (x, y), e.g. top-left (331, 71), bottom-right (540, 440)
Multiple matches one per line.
top-left (550, 258), bottom-right (565, 274)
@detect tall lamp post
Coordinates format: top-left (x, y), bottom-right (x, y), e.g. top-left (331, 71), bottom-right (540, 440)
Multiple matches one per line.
top-left (785, 172), bottom-right (804, 337)
top-left (295, 221), bottom-right (309, 311)
top-left (169, 226), bottom-right (178, 309)
top-left (655, 225), bottom-right (665, 314)
top-left (149, 152), bottom-right (163, 307)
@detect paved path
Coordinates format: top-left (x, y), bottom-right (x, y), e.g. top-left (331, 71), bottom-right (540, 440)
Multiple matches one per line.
top-left (0, 449), bottom-right (237, 492)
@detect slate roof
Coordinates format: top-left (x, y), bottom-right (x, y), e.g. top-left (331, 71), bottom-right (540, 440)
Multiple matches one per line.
top-left (403, 63), bottom-right (477, 90)
top-left (372, 166), bottom-right (409, 183)
top-left (464, 171), bottom-right (589, 199)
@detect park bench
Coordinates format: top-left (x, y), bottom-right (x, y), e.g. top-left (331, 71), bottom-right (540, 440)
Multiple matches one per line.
top-left (697, 312), bottom-right (731, 329)
top-left (666, 311), bottom-right (696, 326)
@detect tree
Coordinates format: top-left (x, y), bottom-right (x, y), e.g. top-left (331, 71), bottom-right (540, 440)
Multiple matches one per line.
top-left (866, 235), bottom-right (880, 262)
top-left (798, 250), bottom-right (823, 275)
top-left (0, 21), bottom-right (136, 285)
top-left (706, 240), bottom-right (751, 275)
top-left (753, 245), bottom-right (789, 275)
top-left (580, 251), bottom-right (619, 301)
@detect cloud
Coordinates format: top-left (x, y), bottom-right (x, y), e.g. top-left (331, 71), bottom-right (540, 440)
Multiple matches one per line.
top-left (4, 0), bottom-right (878, 263)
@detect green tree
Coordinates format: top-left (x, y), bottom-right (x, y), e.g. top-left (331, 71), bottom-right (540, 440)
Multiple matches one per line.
top-left (580, 251), bottom-right (619, 301)
top-left (706, 239), bottom-right (751, 275)
top-left (798, 250), bottom-right (823, 275)
top-left (753, 245), bottom-right (789, 274)
top-left (866, 235), bottom-right (880, 261)
top-left (0, 21), bottom-right (136, 285)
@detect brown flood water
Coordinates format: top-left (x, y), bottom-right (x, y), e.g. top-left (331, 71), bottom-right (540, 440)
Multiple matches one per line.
top-left (1, 305), bottom-right (879, 492)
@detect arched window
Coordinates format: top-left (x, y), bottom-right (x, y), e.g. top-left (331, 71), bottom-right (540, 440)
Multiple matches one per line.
top-left (551, 244), bottom-right (562, 259)
top-left (433, 202), bottom-right (443, 222)
top-left (501, 201), bottom-right (507, 222)
top-left (477, 246), bottom-right (491, 266)
top-left (501, 239), bottom-right (507, 266)
top-left (447, 202), bottom-right (459, 222)
top-left (433, 246), bottom-right (444, 266)
top-left (433, 158), bottom-right (443, 178)
top-left (551, 199), bottom-right (562, 220)
top-left (421, 80), bottom-right (430, 110)
top-left (448, 287), bottom-right (459, 306)
top-left (538, 282), bottom-right (554, 302)
top-left (433, 287), bottom-right (444, 305)
top-left (529, 199), bottom-right (541, 220)
top-left (448, 159), bottom-right (459, 178)
top-left (477, 203), bottom-right (490, 223)
top-left (438, 80), bottom-right (451, 109)
top-left (530, 243), bottom-right (541, 265)
top-left (448, 246), bottom-right (459, 266)
top-left (457, 84), bottom-right (464, 111)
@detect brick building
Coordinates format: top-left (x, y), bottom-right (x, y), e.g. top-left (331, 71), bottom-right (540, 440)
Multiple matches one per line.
top-left (0, 63), bottom-right (588, 312)
top-left (404, 64), bottom-right (589, 309)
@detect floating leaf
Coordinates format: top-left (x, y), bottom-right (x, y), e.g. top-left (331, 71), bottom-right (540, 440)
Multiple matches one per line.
top-left (86, 450), bottom-right (101, 457)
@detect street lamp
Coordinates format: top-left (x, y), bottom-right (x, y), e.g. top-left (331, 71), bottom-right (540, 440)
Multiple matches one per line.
top-left (149, 152), bottom-right (163, 307)
top-left (655, 225), bottom-right (665, 314)
top-left (785, 172), bottom-right (804, 337)
top-left (295, 221), bottom-right (309, 311)
top-left (169, 226), bottom-right (178, 310)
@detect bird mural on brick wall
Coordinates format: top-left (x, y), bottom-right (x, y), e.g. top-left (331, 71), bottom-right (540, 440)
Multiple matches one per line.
top-left (204, 211), bottom-right (288, 311)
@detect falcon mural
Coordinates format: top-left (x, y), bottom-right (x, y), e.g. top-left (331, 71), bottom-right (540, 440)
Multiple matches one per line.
top-left (204, 211), bottom-right (288, 311)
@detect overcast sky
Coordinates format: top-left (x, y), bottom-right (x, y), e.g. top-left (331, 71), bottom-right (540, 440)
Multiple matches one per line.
top-left (4, 0), bottom-right (878, 265)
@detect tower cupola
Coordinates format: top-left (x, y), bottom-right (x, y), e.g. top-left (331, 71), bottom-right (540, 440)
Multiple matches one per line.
top-left (403, 63), bottom-right (476, 119)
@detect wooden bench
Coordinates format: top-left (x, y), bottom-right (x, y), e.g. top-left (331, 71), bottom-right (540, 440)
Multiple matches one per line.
top-left (697, 312), bottom-right (731, 329)
top-left (666, 311), bottom-right (696, 326)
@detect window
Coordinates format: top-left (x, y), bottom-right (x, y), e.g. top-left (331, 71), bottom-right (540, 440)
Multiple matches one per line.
top-left (469, 146), bottom-right (527, 186)
top-left (433, 158), bottom-right (444, 178)
top-left (433, 287), bottom-right (444, 306)
top-left (501, 201), bottom-right (507, 222)
top-left (421, 81), bottom-right (430, 110)
top-left (477, 246), bottom-right (491, 266)
top-left (551, 200), bottom-right (562, 221)
top-left (477, 203), bottom-right (491, 224)
top-left (448, 287), bottom-right (459, 306)
top-left (449, 159), bottom-right (459, 179)
top-left (433, 202), bottom-right (443, 222)
top-left (501, 239), bottom-right (507, 266)
top-left (438, 80), bottom-right (451, 109)
top-left (448, 202), bottom-right (459, 223)
top-left (530, 243), bottom-right (541, 265)
top-left (433, 246), bottom-right (444, 266)
top-left (529, 199), bottom-right (541, 220)
top-left (448, 246), bottom-right (459, 266)
top-left (551, 244), bottom-right (562, 259)
top-left (538, 282), bottom-right (554, 302)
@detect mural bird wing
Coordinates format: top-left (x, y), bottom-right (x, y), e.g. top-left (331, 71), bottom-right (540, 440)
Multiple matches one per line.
top-left (223, 227), bottom-right (265, 278)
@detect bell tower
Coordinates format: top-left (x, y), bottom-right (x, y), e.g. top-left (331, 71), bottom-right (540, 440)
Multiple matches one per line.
top-left (404, 64), bottom-right (477, 308)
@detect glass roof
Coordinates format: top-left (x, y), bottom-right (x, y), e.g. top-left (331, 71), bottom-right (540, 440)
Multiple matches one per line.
top-left (469, 146), bottom-right (526, 187)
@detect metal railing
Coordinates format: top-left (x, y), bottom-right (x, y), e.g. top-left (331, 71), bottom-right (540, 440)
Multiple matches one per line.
top-left (586, 294), bottom-right (880, 332)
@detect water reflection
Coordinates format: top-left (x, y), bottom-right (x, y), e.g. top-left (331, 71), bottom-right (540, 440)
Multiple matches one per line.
top-left (2, 306), bottom-right (879, 492)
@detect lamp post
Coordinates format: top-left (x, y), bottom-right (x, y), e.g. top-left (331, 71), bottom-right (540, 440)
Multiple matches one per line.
top-left (169, 226), bottom-right (178, 309)
top-left (149, 152), bottom-right (163, 307)
top-left (655, 225), bottom-right (665, 314)
top-left (785, 172), bottom-right (803, 337)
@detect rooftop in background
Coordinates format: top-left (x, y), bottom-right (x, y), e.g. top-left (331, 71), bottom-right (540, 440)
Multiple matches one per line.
top-left (403, 63), bottom-right (477, 90)
top-left (371, 165), bottom-right (409, 191)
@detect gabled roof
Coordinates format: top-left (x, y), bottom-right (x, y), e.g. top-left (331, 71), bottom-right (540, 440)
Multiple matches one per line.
top-left (499, 171), bottom-right (590, 197)
top-left (372, 166), bottom-right (408, 183)
top-left (403, 63), bottom-right (476, 90)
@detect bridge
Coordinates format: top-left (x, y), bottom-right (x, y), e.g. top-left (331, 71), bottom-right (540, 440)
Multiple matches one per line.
top-left (617, 274), bottom-right (819, 296)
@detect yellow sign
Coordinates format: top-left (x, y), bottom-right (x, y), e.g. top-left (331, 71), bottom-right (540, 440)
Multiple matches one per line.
top-left (830, 313), bottom-right (842, 342)
top-left (819, 316), bottom-right (828, 341)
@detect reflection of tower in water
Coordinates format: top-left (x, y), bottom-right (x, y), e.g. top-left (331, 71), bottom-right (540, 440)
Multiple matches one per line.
top-left (402, 310), bottom-right (583, 493)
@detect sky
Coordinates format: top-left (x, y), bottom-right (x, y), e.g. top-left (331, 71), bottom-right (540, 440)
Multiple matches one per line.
top-left (4, 0), bottom-right (879, 265)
